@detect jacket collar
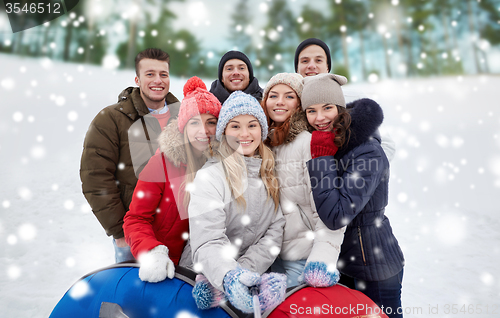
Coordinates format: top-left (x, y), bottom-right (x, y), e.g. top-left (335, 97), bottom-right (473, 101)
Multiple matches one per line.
top-left (116, 87), bottom-right (180, 121)
top-left (209, 78), bottom-right (263, 104)
top-left (336, 98), bottom-right (384, 158)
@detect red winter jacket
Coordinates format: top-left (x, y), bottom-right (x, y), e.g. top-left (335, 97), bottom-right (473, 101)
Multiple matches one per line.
top-left (123, 120), bottom-right (190, 264)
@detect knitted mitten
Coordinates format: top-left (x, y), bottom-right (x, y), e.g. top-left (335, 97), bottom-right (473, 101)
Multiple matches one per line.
top-left (223, 268), bottom-right (261, 313)
top-left (301, 261), bottom-right (340, 287)
top-left (310, 130), bottom-right (338, 159)
top-left (138, 245), bottom-right (175, 283)
top-left (258, 272), bottom-right (287, 312)
top-left (192, 274), bottom-right (226, 310)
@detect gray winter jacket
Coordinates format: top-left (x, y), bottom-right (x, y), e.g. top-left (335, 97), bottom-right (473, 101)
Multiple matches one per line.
top-left (188, 156), bottom-right (285, 291)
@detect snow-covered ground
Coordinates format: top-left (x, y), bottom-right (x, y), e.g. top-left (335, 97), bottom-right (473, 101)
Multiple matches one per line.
top-left (1, 53), bottom-right (499, 317)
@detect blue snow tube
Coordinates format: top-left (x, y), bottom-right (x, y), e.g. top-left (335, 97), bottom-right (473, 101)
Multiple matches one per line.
top-left (49, 263), bottom-right (241, 318)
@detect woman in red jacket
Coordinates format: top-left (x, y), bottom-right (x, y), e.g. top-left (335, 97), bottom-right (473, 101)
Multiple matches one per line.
top-left (123, 76), bottom-right (222, 283)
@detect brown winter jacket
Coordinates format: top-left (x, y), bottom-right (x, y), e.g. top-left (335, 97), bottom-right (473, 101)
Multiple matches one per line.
top-left (80, 87), bottom-right (180, 239)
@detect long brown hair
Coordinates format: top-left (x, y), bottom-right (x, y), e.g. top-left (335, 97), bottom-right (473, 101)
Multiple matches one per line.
top-left (261, 94), bottom-right (301, 147)
top-left (332, 105), bottom-right (351, 148)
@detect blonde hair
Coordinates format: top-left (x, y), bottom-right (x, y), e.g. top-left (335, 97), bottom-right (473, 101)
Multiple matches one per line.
top-left (215, 137), bottom-right (280, 212)
top-left (180, 129), bottom-right (210, 208)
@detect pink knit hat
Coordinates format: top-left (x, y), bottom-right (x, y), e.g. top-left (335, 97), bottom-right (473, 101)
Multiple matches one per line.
top-left (177, 77), bottom-right (222, 132)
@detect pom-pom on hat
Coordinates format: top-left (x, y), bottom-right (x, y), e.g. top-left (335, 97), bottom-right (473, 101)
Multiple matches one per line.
top-left (294, 38), bottom-right (332, 73)
top-left (177, 76), bottom-right (222, 132)
top-left (301, 73), bottom-right (348, 111)
top-left (218, 51), bottom-right (254, 83)
top-left (263, 73), bottom-right (304, 100)
top-left (215, 91), bottom-right (268, 141)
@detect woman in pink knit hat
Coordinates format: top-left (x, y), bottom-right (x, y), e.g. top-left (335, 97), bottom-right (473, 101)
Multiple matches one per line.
top-left (123, 76), bottom-right (222, 283)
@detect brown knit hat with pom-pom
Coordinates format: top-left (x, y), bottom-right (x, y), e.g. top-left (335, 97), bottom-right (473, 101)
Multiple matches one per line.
top-left (177, 76), bottom-right (222, 132)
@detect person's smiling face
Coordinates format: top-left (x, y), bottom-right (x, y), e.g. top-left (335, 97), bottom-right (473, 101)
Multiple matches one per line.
top-left (221, 59), bottom-right (250, 93)
top-left (224, 114), bottom-right (261, 157)
top-left (305, 103), bottom-right (339, 131)
top-left (265, 84), bottom-right (300, 126)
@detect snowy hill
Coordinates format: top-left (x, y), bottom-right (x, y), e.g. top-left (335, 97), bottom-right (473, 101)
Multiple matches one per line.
top-left (1, 54), bottom-right (499, 317)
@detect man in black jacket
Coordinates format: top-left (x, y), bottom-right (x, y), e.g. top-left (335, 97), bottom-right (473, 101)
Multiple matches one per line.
top-left (209, 51), bottom-right (263, 104)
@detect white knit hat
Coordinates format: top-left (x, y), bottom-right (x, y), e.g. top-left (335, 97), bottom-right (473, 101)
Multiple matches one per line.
top-left (263, 73), bottom-right (304, 100)
top-left (301, 73), bottom-right (348, 110)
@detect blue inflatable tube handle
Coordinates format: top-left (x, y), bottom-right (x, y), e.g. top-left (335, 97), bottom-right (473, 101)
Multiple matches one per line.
top-left (99, 302), bottom-right (130, 318)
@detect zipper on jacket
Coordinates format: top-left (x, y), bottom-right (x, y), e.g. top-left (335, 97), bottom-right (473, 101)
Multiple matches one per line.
top-left (357, 226), bottom-right (367, 266)
top-left (297, 204), bottom-right (314, 231)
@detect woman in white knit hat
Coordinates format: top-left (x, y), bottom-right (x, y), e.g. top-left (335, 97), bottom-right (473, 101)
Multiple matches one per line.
top-left (261, 73), bottom-right (346, 289)
top-left (302, 73), bottom-right (405, 318)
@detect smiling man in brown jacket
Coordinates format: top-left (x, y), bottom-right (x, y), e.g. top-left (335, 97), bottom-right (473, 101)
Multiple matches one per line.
top-left (80, 48), bottom-right (180, 263)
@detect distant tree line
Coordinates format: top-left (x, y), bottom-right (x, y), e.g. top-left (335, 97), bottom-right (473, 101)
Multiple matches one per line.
top-left (1, 0), bottom-right (499, 81)
top-left (227, 0), bottom-right (500, 80)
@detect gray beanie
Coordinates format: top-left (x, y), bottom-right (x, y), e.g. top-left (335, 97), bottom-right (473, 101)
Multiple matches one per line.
top-left (301, 73), bottom-right (348, 110)
top-left (216, 91), bottom-right (269, 141)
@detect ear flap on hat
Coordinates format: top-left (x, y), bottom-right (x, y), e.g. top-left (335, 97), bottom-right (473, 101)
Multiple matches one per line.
top-left (330, 74), bottom-right (348, 86)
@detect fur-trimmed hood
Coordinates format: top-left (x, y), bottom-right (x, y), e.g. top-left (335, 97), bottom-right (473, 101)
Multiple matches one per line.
top-left (268, 109), bottom-right (310, 145)
top-left (158, 119), bottom-right (219, 167)
top-left (158, 119), bottom-right (188, 167)
top-left (336, 98), bottom-right (384, 158)
top-left (284, 110), bottom-right (310, 144)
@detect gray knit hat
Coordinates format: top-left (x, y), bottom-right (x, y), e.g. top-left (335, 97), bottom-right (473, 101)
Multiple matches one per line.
top-left (216, 91), bottom-right (269, 141)
top-left (301, 73), bottom-right (348, 110)
top-left (263, 73), bottom-right (304, 100)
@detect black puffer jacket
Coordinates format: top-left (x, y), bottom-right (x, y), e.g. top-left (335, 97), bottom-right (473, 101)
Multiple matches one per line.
top-left (209, 77), bottom-right (263, 104)
top-left (307, 98), bottom-right (404, 281)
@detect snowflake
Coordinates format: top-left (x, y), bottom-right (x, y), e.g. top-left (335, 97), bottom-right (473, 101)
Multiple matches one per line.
top-left (1, 78), bottom-right (16, 90)
top-left (66, 257), bottom-right (76, 268)
top-left (7, 265), bottom-right (21, 280)
top-left (7, 234), bottom-right (18, 245)
top-left (480, 272), bottom-right (495, 286)
top-left (67, 111), bottom-right (78, 121)
top-left (18, 223), bottom-right (37, 240)
top-left (18, 187), bottom-right (32, 200)
top-left (193, 263), bottom-right (203, 273)
top-left (69, 280), bottom-right (91, 299)
top-left (269, 246), bottom-right (280, 256)
top-left (306, 231), bottom-right (315, 240)
top-left (175, 311), bottom-right (200, 318)
top-left (12, 111), bottom-right (23, 122)
top-left (240, 215), bottom-right (251, 226)
top-left (221, 244), bottom-right (238, 261)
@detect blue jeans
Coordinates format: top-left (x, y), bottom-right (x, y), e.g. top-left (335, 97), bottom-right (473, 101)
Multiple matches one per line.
top-left (270, 257), bottom-right (307, 288)
top-left (113, 238), bottom-right (135, 263)
top-left (341, 269), bottom-right (404, 318)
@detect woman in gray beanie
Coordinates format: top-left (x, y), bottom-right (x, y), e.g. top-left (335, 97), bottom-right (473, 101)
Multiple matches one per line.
top-left (261, 73), bottom-right (346, 289)
top-left (303, 73), bottom-right (405, 318)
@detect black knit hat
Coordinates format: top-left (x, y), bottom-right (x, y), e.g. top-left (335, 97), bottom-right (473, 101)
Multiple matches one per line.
top-left (218, 51), bottom-right (254, 83)
top-left (294, 38), bottom-right (332, 73)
